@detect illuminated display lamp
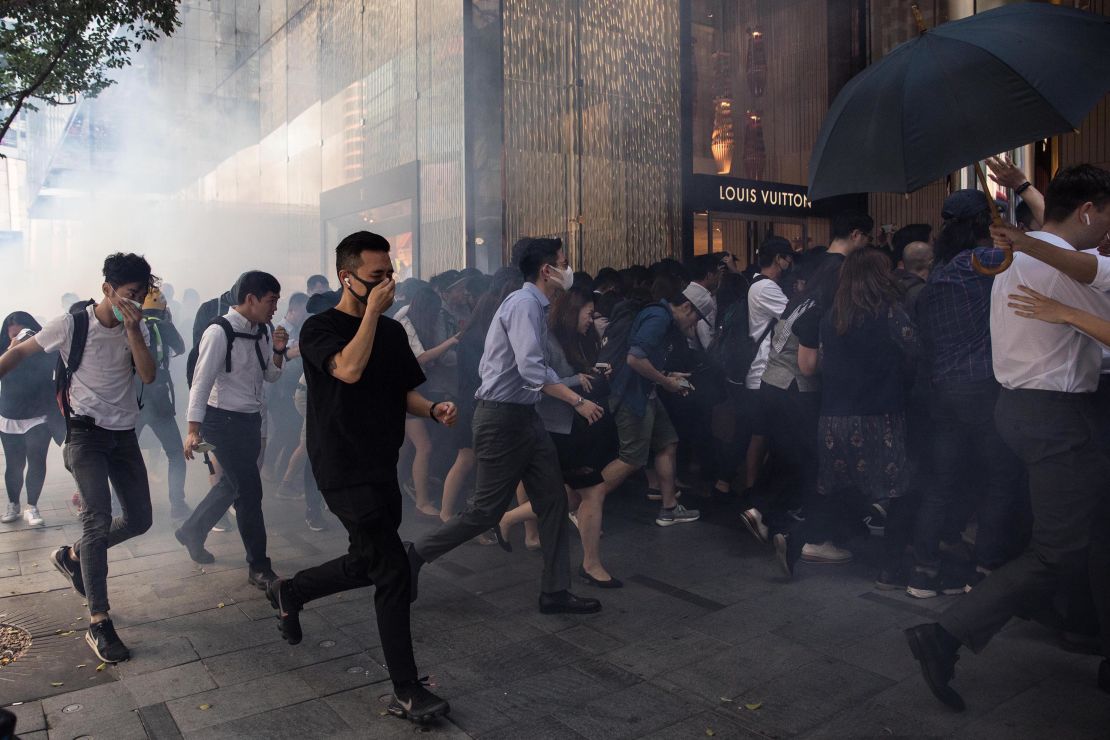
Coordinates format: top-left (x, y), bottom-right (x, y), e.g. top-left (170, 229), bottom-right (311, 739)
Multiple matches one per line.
top-left (711, 96), bottom-right (735, 175)
top-left (743, 111), bottom-right (766, 182)
top-left (746, 27), bottom-right (767, 97)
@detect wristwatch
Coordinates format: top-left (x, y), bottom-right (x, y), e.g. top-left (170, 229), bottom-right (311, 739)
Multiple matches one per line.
top-left (1015, 181), bottom-right (1032, 195)
top-left (429, 402), bottom-right (442, 423)
top-left (573, 395), bottom-right (585, 407)
top-left (273, 347), bottom-right (288, 358)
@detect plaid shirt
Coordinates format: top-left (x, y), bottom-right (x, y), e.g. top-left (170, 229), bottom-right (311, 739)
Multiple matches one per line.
top-left (919, 247), bottom-right (1005, 388)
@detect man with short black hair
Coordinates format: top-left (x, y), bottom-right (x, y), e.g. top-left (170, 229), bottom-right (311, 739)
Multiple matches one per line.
top-left (410, 237), bottom-right (606, 615)
top-left (684, 253), bottom-right (722, 350)
top-left (307, 274), bottom-right (330, 296)
top-left (267, 231), bottom-right (456, 725)
top-left (0, 253), bottom-right (157, 663)
top-left (177, 271), bottom-right (288, 590)
top-left (907, 164), bottom-right (1110, 708)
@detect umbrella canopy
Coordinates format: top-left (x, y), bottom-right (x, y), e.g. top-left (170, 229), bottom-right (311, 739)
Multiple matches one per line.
top-left (808, 3), bottom-right (1110, 202)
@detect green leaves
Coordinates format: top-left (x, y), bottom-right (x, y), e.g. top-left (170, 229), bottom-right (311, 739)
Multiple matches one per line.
top-left (0, 0), bottom-right (181, 144)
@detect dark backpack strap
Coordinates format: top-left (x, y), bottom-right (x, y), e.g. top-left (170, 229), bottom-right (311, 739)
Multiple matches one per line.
top-left (211, 317), bottom-right (236, 373)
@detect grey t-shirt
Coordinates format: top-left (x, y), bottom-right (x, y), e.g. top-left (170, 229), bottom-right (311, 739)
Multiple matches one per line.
top-left (760, 297), bottom-right (821, 393)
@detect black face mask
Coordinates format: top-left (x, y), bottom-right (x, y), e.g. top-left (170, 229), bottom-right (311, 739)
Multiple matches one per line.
top-left (346, 274), bottom-right (383, 305)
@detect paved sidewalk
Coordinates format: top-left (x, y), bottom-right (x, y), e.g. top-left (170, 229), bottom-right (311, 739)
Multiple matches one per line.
top-left (1, 455), bottom-right (1107, 739)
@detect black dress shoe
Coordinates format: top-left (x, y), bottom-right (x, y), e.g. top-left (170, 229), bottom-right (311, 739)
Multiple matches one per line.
top-left (538, 590), bottom-right (601, 614)
top-left (248, 567), bottom-right (279, 590)
top-left (175, 528), bottom-right (215, 565)
top-left (904, 623), bottom-right (965, 711)
top-left (1099, 660), bottom-right (1109, 695)
top-left (578, 566), bottom-right (623, 589)
top-left (405, 542), bottom-right (423, 604)
top-left (266, 578), bottom-right (303, 645)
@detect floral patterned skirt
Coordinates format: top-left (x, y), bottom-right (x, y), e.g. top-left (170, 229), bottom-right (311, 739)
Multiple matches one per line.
top-left (817, 413), bottom-right (912, 501)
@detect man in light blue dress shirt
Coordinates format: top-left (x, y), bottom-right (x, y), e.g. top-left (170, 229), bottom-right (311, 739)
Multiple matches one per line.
top-left (409, 238), bottom-right (606, 614)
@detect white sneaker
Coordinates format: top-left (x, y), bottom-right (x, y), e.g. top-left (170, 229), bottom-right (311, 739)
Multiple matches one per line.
top-left (740, 508), bottom-right (769, 544)
top-left (1, 502), bottom-right (19, 523)
top-left (24, 506), bottom-right (44, 526)
top-left (800, 541), bottom-right (853, 564)
top-left (568, 511), bottom-right (580, 530)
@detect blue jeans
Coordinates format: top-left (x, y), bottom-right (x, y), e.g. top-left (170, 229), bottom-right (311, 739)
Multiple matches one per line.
top-left (179, 407), bottom-right (270, 570)
top-left (913, 382), bottom-right (1023, 571)
top-left (64, 423), bottom-right (152, 614)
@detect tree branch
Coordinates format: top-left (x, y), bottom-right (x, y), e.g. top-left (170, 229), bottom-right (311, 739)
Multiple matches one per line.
top-left (0, 24), bottom-right (80, 146)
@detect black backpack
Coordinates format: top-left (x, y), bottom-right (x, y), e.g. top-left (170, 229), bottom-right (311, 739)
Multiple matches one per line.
top-left (54, 300), bottom-right (142, 440)
top-left (186, 317), bottom-right (269, 387)
top-left (709, 275), bottom-right (775, 385)
top-left (596, 296), bottom-right (653, 379)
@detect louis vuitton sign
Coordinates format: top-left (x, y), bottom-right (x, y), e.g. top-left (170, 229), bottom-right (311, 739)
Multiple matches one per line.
top-left (689, 174), bottom-right (858, 218)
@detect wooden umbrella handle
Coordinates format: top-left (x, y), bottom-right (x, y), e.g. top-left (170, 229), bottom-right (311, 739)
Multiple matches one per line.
top-left (971, 160), bottom-right (1014, 275)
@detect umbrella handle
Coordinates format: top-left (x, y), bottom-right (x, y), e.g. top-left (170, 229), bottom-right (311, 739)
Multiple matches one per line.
top-left (971, 160), bottom-right (1013, 275)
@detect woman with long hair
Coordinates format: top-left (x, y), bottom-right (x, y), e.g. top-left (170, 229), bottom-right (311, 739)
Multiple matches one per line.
top-left (0, 312), bottom-right (56, 526)
top-left (499, 286), bottom-right (622, 585)
top-left (400, 285), bottom-right (460, 517)
top-left (816, 248), bottom-right (919, 587)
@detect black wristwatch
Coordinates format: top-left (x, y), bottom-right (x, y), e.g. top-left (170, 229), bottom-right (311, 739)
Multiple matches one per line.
top-left (274, 347), bottom-right (288, 358)
top-left (1015, 181), bottom-right (1032, 195)
top-left (429, 402), bottom-right (442, 423)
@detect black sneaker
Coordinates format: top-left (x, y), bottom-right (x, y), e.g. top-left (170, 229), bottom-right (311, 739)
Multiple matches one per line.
top-left (864, 502), bottom-right (887, 536)
top-left (248, 567), bottom-right (279, 590)
top-left (388, 679), bottom-right (451, 725)
top-left (51, 545), bottom-right (85, 597)
top-left (266, 578), bottom-right (303, 645)
top-left (305, 511), bottom-right (327, 532)
top-left (175, 527), bottom-right (215, 565)
top-left (86, 619), bottom-right (130, 663)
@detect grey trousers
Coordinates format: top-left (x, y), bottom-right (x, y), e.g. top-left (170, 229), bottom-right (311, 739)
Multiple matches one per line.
top-left (415, 400), bottom-right (571, 594)
top-left (939, 388), bottom-right (1110, 660)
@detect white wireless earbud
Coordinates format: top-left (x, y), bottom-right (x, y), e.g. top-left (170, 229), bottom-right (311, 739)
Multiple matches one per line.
top-left (1084, 213), bottom-right (1092, 226)
top-left (345, 278), bottom-right (351, 286)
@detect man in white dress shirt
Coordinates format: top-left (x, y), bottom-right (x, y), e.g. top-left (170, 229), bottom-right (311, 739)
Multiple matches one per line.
top-left (906, 165), bottom-right (1110, 708)
top-left (176, 271), bottom-right (288, 590)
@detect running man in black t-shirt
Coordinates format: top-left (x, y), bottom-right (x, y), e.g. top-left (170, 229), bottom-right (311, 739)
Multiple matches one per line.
top-left (265, 232), bottom-right (457, 726)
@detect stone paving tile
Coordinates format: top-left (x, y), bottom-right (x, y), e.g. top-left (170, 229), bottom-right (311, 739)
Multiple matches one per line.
top-left (651, 631), bottom-right (825, 705)
top-left (604, 625), bottom-right (734, 681)
top-left (642, 709), bottom-right (769, 739)
top-left (949, 674), bottom-right (1110, 740)
top-left (165, 672), bottom-right (316, 733)
top-left (5, 700), bottom-right (45, 733)
top-left (41, 681), bottom-right (142, 739)
top-left (478, 714), bottom-right (587, 739)
top-left (202, 618), bottom-right (358, 686)
top-left (290, 651), bottom-right (390, 695)
top-left (552, 680), bottom-right (699, 739)
top-left (194, 698), bottom-right (358, 739)
top-left (728, 656), bottom-right (895, 737)
top-left (122, 660), bottom-right (216, 707)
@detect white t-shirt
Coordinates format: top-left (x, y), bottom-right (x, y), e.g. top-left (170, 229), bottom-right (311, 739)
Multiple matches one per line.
top-left (745, 277), bottom-right (789, 389)
top-left (991, 232), bottom-right (1110, 393)
top-left (36, 305), bottom-right (150, 431)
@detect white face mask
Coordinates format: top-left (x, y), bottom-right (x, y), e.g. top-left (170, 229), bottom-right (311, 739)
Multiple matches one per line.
top-left (549, 264), bottom-right (574, 290)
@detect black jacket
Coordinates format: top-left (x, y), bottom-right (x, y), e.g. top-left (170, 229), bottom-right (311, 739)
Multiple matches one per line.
top-left (0, 350), bottom-right (57, 421)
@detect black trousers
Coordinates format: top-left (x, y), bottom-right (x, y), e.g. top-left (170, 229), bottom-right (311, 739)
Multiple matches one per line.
top-left (1, 424), bottom-right (50, 506)
top-left (755, 384), bottom-right (820, 536)
top-left (940, 388), bottom-right (1110, 660)
top-left (288, 481), bottom-right (417, 684)
top-left (179, 407), bottom-right (270, 570)
top-left (416, 400), bottom-right (571, 594)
